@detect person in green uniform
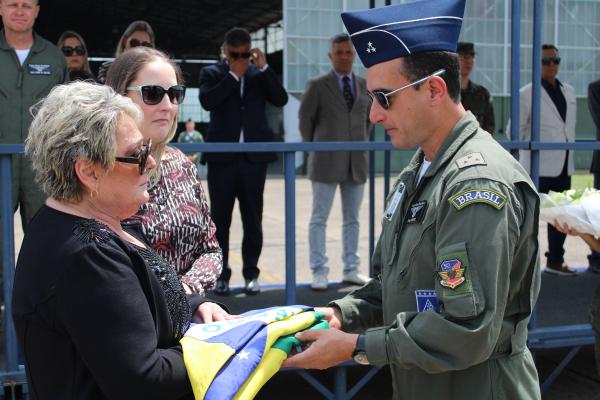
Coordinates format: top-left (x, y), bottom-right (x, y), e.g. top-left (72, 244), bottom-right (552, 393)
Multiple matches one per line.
top-left (457, 42), bottom-right (495, 134)
top-left (283, 1), bottom-right (542, 399)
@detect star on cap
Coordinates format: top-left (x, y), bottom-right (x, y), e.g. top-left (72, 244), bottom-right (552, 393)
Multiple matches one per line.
top-left (341, 0), bottom-right (466, 68)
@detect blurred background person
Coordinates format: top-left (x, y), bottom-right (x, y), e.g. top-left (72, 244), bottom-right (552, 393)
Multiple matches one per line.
top-left (13, 81), bottom-right (231, 399)
top-left (299, 33), bottom-right (372, 291)
top-left (587, 79), bottom-right (600, 273)
top-left (555, 221), bottom-right (600, 375)
top-left (178, 118), bottom-right (205, 178)
top-left (457, 42), bottom-right (495, 134)
top-left (106, 47), bottom-right (222, 296)
top-left (199, 27), bottom-right (288, 296)
top-left (511, 44), bottom-right (576, 276)
top-left (97, 20), bottom-right (155, 83)
top-left (57, 30), bottom-right (94, 81)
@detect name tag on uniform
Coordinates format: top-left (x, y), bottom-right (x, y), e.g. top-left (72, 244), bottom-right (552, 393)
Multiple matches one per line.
top-left (384, 182), bottom-right (405, 221)
top-left (415, 290), bottom-right (439, 312)
top-left (28, 64), bottom-right (51, 75)
top-left (406, 200), bottom-right (427, 224)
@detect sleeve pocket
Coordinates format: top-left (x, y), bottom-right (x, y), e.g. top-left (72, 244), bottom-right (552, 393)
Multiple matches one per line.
top-left (435, 241), bottom-right (485, 320)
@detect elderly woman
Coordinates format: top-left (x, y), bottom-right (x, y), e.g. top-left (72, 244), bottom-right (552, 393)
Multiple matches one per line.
top-left (12, 81), bottom-right (231, 400)
top-left (57, 30), bottom-right (95, 81)
top-left (97, 20), bottom-right (155, 83)
top-left (106, 47), bottom-right (222, 296)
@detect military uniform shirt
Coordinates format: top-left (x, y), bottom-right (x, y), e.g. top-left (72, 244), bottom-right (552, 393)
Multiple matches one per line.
top-left (461, 80), bottom-right (495, 135)
top-left (332, 112), bottom-right (541, 400)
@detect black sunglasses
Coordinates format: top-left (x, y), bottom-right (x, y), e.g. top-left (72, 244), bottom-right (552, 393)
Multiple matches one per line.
top-left (367, 69), bottom-right (446, 110)
top-left (115, 139), bottom-right (152, 175)
top-left (126, 84), bottom-right (186, 106)
top-left (542, 57), bottom-right (561, 66)
top-left (61, 45), bottom-right (86, 56)
top-left (229, 51), bottom-right (252, 59)
top-left (129, 38), bottom-right (153, 48)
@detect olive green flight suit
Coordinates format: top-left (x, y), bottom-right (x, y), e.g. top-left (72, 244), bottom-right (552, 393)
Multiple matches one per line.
top-left (332, 112), bottom-right (541, 399)
top-left (0, 30), bottom-right (67, 308)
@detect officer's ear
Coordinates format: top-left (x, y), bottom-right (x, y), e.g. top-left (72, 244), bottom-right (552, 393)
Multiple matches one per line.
top-left (427, 75), bottom-right (447, 106)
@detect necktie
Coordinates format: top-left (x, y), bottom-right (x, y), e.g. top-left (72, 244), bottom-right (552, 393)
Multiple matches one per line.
top-left (342, 76), bottom-right (354, 111)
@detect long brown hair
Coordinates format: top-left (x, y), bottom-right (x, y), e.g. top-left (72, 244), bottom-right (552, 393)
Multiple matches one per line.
top-left (57, 30), bottom-right (93, 77)
top-left (105, 47), bottom-right (183, 183)
top-left (114, 20), bottom-right (155, 57)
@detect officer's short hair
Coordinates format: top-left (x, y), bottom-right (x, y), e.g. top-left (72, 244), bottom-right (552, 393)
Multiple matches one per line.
top-left (224, 27), bottom-right (251, 48)
top-left (400, 51), bottom-right (461, 103)
top-left (542, 43), bottom-right (559, 53)
top-left (26, 82), bottom-right (143, 202)
top-left (330, 33), bottom-right (351, 49)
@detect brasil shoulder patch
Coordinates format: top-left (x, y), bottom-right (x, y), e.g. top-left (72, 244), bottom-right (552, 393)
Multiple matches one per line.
top-left (448, 189), bottom-right (507, 210)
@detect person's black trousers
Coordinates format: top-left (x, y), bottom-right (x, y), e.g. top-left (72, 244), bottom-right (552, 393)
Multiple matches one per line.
top-left (207, 156), bottom-right (267, 282)
top-left (538, 159), bottom-right (571, 265)
top-left (589, 173), bottom-right (600, 269)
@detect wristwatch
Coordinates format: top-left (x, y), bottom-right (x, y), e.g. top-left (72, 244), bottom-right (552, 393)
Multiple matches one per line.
top-left (352, 334), bottom-right (369, 365)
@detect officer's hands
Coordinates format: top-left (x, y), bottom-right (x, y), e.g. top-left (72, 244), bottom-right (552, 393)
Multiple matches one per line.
top-left (282, 329), bottom-right (358, 370)
top-left (315, 306), bottom-right (343, 329)
top-left (250, 48), bottom-right (267, 69)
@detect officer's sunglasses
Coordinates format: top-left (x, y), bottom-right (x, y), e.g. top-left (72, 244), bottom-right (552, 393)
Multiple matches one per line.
top-left (115, 139), bottom-right (152, 175)
top-left (129, 38), bottom-right (153, 48)
top-left (229, 51), bottom-right (252, 60)
top-left (367, 69), bottom-right (446, 110)
top-left (61, 45), bottom-right (86, 56)
top-left (542, 57), bottom-right (561, 66)
top-left (126, 85), bottom-right (186, 105)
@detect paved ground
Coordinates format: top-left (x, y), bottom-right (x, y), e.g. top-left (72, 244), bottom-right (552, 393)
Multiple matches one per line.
top-left (7, 175), bottom-right (600, 399)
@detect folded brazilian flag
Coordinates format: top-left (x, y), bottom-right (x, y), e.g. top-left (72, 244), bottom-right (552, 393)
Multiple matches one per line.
top-left (181, 305), bottom-right (327, 400)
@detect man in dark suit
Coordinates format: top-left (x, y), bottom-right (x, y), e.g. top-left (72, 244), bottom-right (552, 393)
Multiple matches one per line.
top-left (587, 80), bottom-right (600, 273)
top-left (299, 33), bottom-right (372, 291)
top-left (199, 27), bottom-right (288, 295)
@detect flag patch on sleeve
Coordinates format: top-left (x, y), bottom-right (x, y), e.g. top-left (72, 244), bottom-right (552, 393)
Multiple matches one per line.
top-left (448, 189), bottom-right (507, 210)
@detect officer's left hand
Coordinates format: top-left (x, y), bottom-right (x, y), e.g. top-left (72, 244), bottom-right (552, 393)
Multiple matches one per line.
top-left (281, 329), bottom-right (358, 370)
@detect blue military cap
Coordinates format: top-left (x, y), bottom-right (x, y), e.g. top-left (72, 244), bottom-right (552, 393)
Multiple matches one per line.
top-left (341, 0), bottom-right (466, 68)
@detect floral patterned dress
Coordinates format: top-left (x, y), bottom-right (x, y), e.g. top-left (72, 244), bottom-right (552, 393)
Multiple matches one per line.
top-left (125, 147), bottom-right (222, 295)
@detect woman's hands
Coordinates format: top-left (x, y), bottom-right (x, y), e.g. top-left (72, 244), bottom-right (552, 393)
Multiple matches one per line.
top-left (192, 302), bottom-right (239, 323)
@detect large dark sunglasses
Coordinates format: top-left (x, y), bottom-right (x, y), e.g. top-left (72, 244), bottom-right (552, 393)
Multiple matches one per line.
top-left (367, 69), bottom-right (445, 110)
top-left (61, 45), bottom-right (86, 56)
top-left (542, 57), bottom-right (561, 66)
top-left (229, 51), bottom-right (252, 59)
top-left (115, 139), bottom-right (152, 175)
top-left (126, 85), bottom-right (186, 105)
top-left (129, 38), bottom-right (153, 48)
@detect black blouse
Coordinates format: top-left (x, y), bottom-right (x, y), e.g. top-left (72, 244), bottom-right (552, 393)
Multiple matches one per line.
top-left (12, 205), bottom-right (201, 400)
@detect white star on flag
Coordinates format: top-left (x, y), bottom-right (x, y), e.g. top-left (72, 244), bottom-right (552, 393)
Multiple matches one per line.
top-left (237, 350), bottom-right (250, 361)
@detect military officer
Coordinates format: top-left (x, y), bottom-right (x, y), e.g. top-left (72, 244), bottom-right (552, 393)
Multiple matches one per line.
top-left (458, 42), bottom-right (496, 134)
top-left (283, 1), bottom-right (542, 399)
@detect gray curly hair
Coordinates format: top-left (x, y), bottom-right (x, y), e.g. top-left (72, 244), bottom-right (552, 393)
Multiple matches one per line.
top-left (26, 81), bottom-right (143, 202)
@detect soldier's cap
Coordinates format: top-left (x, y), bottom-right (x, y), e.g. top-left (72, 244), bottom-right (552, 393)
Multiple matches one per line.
top-left (341, 0), bottom-right (466, 68)
top-left (457, 42), bottom-right (475, 55)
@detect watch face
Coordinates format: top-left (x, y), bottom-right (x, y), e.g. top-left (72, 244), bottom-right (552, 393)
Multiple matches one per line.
top-left (353, 352), bottom-right (370, 365)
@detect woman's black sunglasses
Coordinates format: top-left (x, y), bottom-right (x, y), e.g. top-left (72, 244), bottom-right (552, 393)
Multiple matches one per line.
top-left (61, 46), bottom-right (86, 56)
top-left (126, 85), bottom-right (186, 105)
top-left (115, 139), bottom-right (152, 175)
top-left (129, 38), bottom-right (153, 48)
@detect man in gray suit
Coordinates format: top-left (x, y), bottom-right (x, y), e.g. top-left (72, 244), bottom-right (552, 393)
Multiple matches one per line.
top-left (299, 33), bottom-right (372, 290)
